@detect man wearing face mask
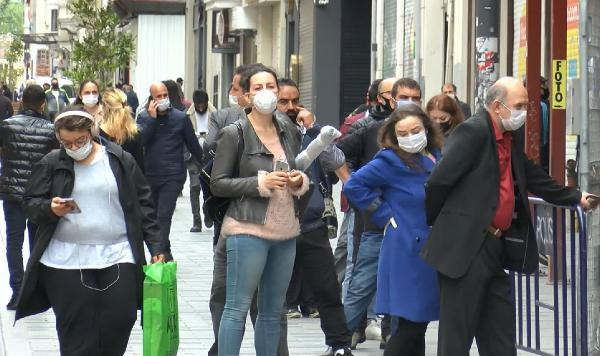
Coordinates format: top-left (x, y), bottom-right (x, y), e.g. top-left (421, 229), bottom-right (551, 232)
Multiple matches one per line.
top-left (185, 89), bottom-right (216, 232)
top-left (44, 78), bottom-right (69, 121)
top-left (204, 64), bottom-right (257, 158)
top-left (137, 82), bottom-right (204, 259)
top-left (442, 83), bottom-right (472, 119)
top-left (337, 77), bottom-right (421, 349)
top-left (422, 77), bottom-right (597, 355)
top-left (277, 79), bottom-right (352, 355)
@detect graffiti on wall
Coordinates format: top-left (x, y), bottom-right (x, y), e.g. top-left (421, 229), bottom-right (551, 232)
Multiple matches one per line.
top-left (474, 36), bottom-right (499, 110)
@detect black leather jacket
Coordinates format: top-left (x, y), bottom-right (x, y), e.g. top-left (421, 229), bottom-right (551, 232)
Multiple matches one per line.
top-left (0, 110), bottom-right (56, 202)
top-left (210, 114), bottom-right (304, 225)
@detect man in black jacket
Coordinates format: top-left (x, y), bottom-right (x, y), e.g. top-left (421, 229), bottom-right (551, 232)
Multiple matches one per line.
top-left (137, 82), bottom-right (203, 257)
top-left (0, 84), bottom-right (56, 309)
top-left (422, 77), bottom-right (594, 355)
top-left (336, 77), bottom-right (421, 348)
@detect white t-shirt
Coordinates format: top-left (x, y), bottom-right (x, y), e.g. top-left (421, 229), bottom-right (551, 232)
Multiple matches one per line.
top-left (195, 111), bottom-right (209, 146)
top-left (40, 147), bottom-right (135, 269)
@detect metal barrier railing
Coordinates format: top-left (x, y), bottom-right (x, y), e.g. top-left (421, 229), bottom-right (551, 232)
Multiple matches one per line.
top-left (513, 197), bottom-right (588, 355)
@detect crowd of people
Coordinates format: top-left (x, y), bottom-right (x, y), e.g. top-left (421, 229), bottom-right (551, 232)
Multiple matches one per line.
top-left (0, 65), bottom-right (596, 356)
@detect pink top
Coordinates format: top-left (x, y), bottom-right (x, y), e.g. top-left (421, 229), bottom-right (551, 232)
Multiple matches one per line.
top-left (221, 134), bottom-right (309, 241)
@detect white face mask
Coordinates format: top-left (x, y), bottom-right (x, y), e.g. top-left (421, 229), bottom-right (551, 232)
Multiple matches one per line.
top-left (446, 93), bottom-right (456, 99)
top-left (252, 89), bottom-right (277, 115)
top-left (397, 130), bottom-right (428, 153)
top-left (229, 94), bottom-right (240, 109)
top-left (157, 98), bottom-right (170, 112)
top-left (395, 99), bottom-right (419, 110)
top-left (82, 94), bottom-right (98, 107)
top-left (65, 140), bottom-right (93, 161)
top-left (499, 102), bottom-right (527, 131)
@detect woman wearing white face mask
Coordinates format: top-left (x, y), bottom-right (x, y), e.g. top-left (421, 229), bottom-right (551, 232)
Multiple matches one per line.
top-left (16, 109), bottom-right (166, 355)
top-left (343, 106), bottom-right (443, 356)
top-left (210, 64), bottom-right (309, 356)
top-left (74, 80), bottom-right (103, 122)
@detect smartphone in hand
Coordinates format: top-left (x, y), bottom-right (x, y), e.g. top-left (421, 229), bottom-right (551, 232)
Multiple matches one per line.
top-left (58, 198), bottom-right (81, 214)
top-left (274, 159), bottom-right (289, 172)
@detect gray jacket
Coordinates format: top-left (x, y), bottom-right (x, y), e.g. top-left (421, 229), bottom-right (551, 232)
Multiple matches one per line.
top-left (204, 107), bottom-right (247, 159)
top-left (210, 114), bottom-right (304, 225)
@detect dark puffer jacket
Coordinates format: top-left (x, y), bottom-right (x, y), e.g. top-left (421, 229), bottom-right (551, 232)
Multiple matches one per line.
top-left (0, 110), bottom-right (56, 202)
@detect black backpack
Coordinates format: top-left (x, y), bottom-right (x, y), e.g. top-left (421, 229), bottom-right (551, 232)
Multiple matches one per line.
top-left (200, 122), bottom-right (243, 224)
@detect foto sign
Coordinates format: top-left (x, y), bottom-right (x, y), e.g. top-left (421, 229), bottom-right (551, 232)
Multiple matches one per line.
top-left (552, 59), bottom-right (567, 110)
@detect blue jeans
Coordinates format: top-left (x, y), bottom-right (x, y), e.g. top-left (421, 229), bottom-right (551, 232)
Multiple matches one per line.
top-left (343, 231), bottom-right (383, 332)
top-left (219, 235), bottom-right (296, 356)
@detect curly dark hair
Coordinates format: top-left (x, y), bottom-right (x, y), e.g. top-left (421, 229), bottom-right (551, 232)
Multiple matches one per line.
top-left (378, 104), bottom-right (443, 170)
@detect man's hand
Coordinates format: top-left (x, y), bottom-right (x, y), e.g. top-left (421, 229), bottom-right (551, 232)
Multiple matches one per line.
top-left (151, 254), bottom-right (166, 263)
top-left (148, 99), bottom-right (158, 118)
top-left (288, 171), bottom-right (304, 189)
top-left (581, 192), bottom-right (600, 211)
top-left (297, 109), bottom-right (315, 129)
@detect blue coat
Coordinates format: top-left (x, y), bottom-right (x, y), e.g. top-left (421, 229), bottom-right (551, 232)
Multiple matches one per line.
top-left (343, 148), bottom-right (440, 322)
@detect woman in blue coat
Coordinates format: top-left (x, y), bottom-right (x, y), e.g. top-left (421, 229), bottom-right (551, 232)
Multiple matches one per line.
top-left (343, 106), bottom-right (443, 356)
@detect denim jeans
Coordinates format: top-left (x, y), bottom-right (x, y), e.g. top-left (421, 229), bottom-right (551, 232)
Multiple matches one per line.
top-left (219, 235), bottom-right (296, 356)
top-left (4, 201), bottom-right (37, 292)
top-left (343, 231), bottom-right (383, 332)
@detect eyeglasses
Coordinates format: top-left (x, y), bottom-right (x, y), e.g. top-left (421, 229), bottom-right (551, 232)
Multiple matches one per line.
top-left (59, 135), bottom-right (90, 150)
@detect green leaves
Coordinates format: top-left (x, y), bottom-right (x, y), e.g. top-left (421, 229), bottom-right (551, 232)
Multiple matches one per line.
top-left (0, 0), bottom-right (24, 35)
top-left (64, 0), bottom-right (135, 89)
top-left (0, 36), bottom-right (24, 92)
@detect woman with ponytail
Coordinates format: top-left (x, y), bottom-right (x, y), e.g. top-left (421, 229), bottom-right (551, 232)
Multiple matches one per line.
top-left (99, 88), bottom-right (145, 171)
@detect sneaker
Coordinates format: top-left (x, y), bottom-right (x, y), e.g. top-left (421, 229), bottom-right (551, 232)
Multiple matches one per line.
top-left (190, 224), bottom-right (202, 233)
top-left (6, 293), bottom-right (17, 311)
top-left (205, 217), bottom-right (214, 229)
top-left (334, 348), bottom-right (354, 356)
top-left (365, 319), bottom-right (382, 341)
top-left (286, 307), bottom-right (302, 319)
top-left (350, 330), bottom-right (366, 350)
top-left (307, 308), bottom-right (320, 318)
top-left (319, 347), bottom-right (333, 356)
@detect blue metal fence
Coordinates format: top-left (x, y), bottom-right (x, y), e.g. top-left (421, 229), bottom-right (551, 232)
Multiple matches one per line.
top-left (513, 197), bottom-right (588, 355)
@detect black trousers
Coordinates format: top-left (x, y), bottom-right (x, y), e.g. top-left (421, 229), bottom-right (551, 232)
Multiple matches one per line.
top-left (383, 317), bottom-right (428, 356)
top-left (286, 258), bottom-right (317, 311)
top-left (40, 263), bottom-right (138, 356)
top-left (295, 226), bottom-right (351, 348)
top-left (147, 175), bottom-right (185, 252)
top-left (189, 167), bottom-right (211, 225)
top-left (437, 234), bottom-right (516, 356)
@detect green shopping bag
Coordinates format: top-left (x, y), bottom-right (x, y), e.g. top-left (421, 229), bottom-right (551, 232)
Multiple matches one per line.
top-left (143, 261), bottom-right (179, 356)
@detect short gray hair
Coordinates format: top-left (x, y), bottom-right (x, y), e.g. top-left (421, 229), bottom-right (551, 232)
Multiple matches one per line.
top-left (484, 84), bottom-right (508, 108)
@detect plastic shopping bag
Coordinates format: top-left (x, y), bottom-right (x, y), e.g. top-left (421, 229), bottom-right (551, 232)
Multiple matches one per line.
top-left (143, 261), bottom-right (179, 356)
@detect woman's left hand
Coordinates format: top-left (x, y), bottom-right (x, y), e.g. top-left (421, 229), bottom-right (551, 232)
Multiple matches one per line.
top-left (151, 254), bottom-right (166, 263)
top-left (288, 171), bottom-right (304, 189)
